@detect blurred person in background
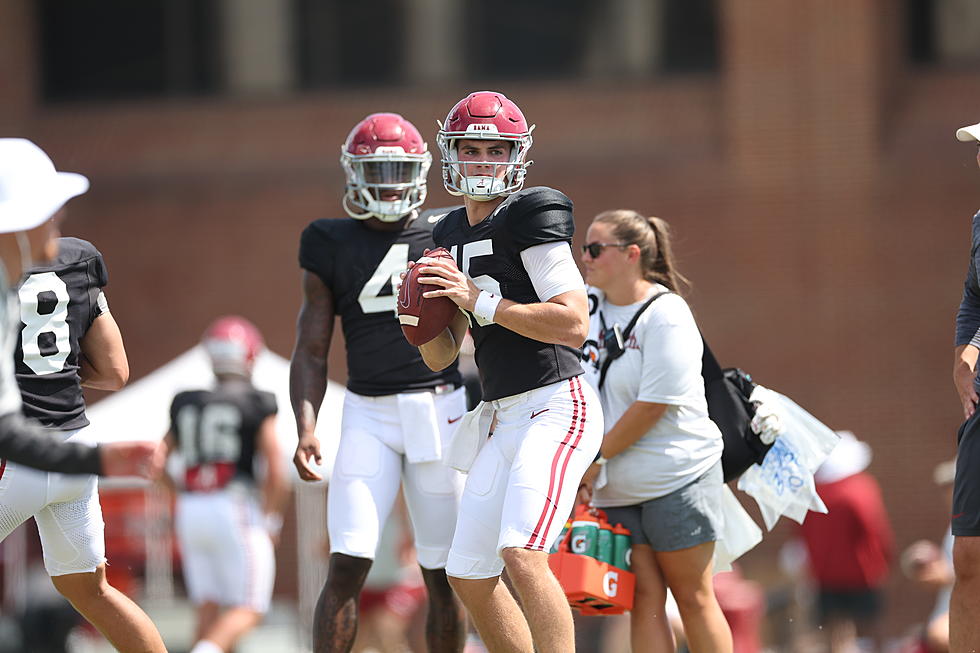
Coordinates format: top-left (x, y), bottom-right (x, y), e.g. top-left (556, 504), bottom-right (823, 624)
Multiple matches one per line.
top-left (576, 209), bottom-right (732, 653)
top-left (798, 431), bottom-right (893, 653)
top-left (900, 459), bottom-right (955, 653)
top-left (416, 90), bottom-right (602, 653)
top-left (290, 113), bottom-right (466, 653)
top-left (0, 137), bottom-right (166, 653)
top-left (0, 138), bottom-right (159, 477)
top-left (950, 118), bottom-right (980, 652)
top-left (159, 316), bottom-right (288, 653)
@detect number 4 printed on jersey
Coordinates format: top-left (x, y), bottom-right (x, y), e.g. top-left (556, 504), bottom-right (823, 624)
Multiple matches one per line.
top-left (358, 243), bottom-right (409, 315)
top-left (358, 240), bottom-right (503, 326)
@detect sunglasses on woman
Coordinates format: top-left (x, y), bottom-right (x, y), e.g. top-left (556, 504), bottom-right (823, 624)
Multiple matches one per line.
top-left (581, 242), bottom-right (628, 258)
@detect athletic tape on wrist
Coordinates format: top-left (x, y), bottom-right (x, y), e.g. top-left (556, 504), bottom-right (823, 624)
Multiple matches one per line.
top-left (473, 290), bottom-right (502, 323)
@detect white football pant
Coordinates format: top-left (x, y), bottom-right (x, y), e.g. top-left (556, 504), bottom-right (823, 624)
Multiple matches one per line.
top-left (328, 387), bottom-right (467, 568)
top-left (0, 427), bottom-right (106, 576)
top-left (446, 376), bottom-right (603, 579)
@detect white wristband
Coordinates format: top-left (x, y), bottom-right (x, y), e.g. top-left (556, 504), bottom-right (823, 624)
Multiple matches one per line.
top-left (473, 290), bottom-right (502, 323)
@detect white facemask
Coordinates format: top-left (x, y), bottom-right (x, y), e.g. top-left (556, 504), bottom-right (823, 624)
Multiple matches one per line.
top-left (459, 176), bottom-right (508, 200)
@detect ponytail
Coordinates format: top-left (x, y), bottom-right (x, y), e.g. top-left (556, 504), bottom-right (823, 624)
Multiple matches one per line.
top-left (593, 210), bottom-right (690, 294)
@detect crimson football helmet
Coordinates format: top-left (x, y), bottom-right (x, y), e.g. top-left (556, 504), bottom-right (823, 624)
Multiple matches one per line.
top-left (341, 113), bottom-right (432, 221)
top-left (436, 91), bottom-right (534, 200)
top-left (202, 316), bottom-right (264, 377)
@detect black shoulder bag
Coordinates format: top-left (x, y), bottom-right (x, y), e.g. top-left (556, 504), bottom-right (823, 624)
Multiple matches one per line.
top-left (596, 292), bottom-right (771, 483)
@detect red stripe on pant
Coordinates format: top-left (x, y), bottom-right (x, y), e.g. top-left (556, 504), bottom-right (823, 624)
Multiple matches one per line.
top-left (525, 377), bottom-right (587, 550)
top-left (534, 377), bottom-right (588, 550)
top-left (0, 458), bottom-right (6, 482)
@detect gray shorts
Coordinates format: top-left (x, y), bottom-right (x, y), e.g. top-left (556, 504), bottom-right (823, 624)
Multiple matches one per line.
top-left (602, 461), bottom-right (723, 552)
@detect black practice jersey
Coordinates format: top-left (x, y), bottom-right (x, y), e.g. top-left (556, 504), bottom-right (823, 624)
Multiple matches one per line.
top-left (15, 238), bottom-right (108, 430)
top-left (299, 210), bottom-right (463, 396)
top-left (169, 380), bottom-right (277, 492)
top-left (433, 187), bottom-right (583, 401)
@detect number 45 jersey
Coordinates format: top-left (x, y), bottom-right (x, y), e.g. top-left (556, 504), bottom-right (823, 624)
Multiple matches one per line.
top-left (298, 210), bottom-right (463, 396)
top-left (15, 237), bottom-right (109, 430)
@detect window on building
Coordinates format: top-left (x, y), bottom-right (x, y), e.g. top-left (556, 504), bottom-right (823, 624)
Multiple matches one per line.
top-left (293, 0), bottom-right (405, 88)
top-left (460, 0), bottom-right (595, 82)
top-left (662, 0), bottom-right (719, 74)
top-left (906, 0), bottom-right (980, 66)
top-left (38, 0), bottom-right (220, 103)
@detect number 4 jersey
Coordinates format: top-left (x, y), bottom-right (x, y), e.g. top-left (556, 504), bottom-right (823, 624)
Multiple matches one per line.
top-left (169, 380), bottom-right (277, 492)
top-left (298, 210), bottom-right (463, 396)
top-left (15, 237), bottom-right (109, 430)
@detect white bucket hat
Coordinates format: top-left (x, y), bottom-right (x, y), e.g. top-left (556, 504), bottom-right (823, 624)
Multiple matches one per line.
top-left (956, 122), bottom-right (980, 143)
top-left (814, 430), bottom-right (873, 484)
top-left (0, 138), bottom-right (89, 234)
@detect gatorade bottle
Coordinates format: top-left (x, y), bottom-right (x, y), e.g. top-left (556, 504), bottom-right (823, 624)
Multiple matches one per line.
top-left (549, 520), bottom-right (572, 554)
top-left (596, 516), bottom-right (614, 565)
top-left (612, 523), bottom-right (632, 571)
top-left (569, 512), bottom-right (599, 558)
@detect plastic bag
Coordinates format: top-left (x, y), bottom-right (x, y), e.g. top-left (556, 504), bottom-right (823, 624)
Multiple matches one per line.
top-left (736, 386), bottom-right (839, 530)
top-left (713, 485), bottom-right (763, 572)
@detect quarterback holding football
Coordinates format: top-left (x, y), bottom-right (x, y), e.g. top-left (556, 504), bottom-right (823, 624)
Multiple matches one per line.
top-left (411, 91), bottom-right (604, 653)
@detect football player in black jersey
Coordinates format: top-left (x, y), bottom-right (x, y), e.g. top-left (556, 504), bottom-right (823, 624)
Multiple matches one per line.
top-left (0, 139), bottom-right (160, 477)
top-left (290, 113), bottom-right (466, 653)
top-left (160, 317), bottom-right (287, 653)
top-left (411, 91), bottom-right (604, 653)
top-left (0, 139), bottom-right (167, 653)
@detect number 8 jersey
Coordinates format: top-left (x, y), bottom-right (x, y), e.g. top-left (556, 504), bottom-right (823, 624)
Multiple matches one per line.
top-left (15, 237), bottom-right (108, 430)
top-left (298, 210), bottom-right (463, 396)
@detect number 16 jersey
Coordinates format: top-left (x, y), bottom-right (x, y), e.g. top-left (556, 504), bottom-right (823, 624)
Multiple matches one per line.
top-left (15, 237), bottom-right (108, 430)
top-left (298, 211), bottom-right (463, 396)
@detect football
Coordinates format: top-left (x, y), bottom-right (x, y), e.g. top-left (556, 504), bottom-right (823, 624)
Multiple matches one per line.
top-left (397, 247), bottom-right (460, 346)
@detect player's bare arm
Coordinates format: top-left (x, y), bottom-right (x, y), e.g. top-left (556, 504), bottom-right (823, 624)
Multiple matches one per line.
top-left (290, 269), bottom-right (334, 481)
top-left (486, 289), bottom-right (589, 348)
top-left (578, 401), bottom-right (667, 507)
top-left (257, 415), bottom-right (288, 543)
top-left (78, 311), bottom-right (129, 390)
top-left (954, 343), bottom-right (979, 419)
top-left (421, 259), bottom-right (589, 348)
top-left (155, 432), bottom-right (180, 494)
top-left (419, 309), bottom-right (468, 372)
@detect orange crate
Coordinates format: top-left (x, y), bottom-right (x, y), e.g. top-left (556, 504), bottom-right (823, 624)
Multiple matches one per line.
top-left (547, 514), bottom-right (635, 615)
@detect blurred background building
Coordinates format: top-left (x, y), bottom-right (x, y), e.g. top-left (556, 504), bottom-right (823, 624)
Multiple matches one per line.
top-left (2, 0), bottom-right (980, 648)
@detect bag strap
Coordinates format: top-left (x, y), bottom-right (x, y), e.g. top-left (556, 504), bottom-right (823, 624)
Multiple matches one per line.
top-left (598, 291), bottom-right (672, 389)
top-left (700, 336), bottom-right (724, 383)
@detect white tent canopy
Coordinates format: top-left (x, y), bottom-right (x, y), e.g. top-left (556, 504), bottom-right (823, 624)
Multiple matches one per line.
top-left (76, 346), bottom-right (341, 618)
top-left (85, 345), bottom-right (345, 482)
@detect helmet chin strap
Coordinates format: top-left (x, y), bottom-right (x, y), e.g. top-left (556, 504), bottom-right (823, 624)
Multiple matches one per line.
top-left (15, 231), bottom-right (33, 275)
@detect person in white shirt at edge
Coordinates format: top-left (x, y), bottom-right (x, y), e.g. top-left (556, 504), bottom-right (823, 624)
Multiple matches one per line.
top-left (0, 139), bottom-right (161, 479)
top-left (410, 90), bottom-right (603, 653)
top-left (0, 138), bottom-right (166, 653)
top-left (576, 210), bottom-right (733, 653)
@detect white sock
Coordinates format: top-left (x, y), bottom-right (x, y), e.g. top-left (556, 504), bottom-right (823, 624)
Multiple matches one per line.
top-left (190, 641), bottom-right (224, 653)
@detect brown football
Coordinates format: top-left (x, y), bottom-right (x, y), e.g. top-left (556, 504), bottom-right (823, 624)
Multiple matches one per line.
top-left (397, 247), bottom-right (460, 346)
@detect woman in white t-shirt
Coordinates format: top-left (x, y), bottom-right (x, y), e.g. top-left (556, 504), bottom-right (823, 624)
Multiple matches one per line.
top-left (577, 210), bottom-right (732, 653)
